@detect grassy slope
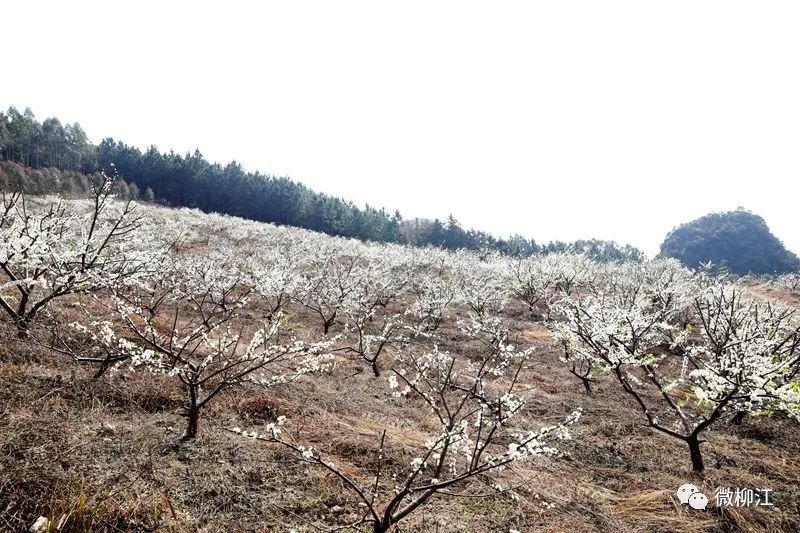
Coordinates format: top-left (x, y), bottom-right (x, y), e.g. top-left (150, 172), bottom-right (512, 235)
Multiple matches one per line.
top-left (1, 286), bottom-right (799, 531)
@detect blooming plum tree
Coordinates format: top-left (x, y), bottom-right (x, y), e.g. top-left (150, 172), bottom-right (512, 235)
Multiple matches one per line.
top-left (0, 177), bottom-right (145, 336)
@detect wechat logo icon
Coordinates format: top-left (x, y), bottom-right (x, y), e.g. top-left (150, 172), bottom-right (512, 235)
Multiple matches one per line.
top-left (677, 483), bottom-right (709, 510)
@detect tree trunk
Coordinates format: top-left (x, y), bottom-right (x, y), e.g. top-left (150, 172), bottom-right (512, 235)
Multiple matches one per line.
top-left (15, 319), bottom-right (30, 339)
top-left (687, 435), bottom-right (704, 472)
top-left (371, 359), bottom-right (381, 377)
top-left (93, 361), bottom-right (109, 379)
top-left (569, 366), bottom-right (592, 394)
top-left (183, 407), bottom-right (200, 440)
top-left (730, 411), bottom-right (747, 425)
top-left (183, 387), bottom-right (200, 440)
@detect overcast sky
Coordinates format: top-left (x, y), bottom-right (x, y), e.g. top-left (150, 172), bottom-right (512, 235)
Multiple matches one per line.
top-left (5, 1), bottom-right (799, 256)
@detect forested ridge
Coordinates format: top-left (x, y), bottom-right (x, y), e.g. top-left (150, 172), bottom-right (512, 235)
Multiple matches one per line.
top-left (0, 106), bottom-right (643, 261)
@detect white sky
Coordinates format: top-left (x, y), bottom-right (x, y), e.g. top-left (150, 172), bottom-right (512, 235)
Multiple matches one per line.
top-left (5, 1), bottom-right (799, 256)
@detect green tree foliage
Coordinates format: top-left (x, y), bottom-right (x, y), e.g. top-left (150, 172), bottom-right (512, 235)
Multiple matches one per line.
top-left (0, 107), bottom-right (644, 261)
top-left (659, 208), bottom-right (800, 275)
top-left (543, 239), bottom-right (645, 263)
top-left (0, 107), bottom-right (95, 171)
top-left (0, 161), bottom-right (93, 196)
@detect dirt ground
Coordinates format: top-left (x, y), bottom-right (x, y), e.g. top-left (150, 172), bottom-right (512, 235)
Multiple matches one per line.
top-left (1, 294), bottom-right (799, 532)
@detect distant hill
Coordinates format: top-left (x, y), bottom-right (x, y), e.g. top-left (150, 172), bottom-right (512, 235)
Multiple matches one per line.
top-left (659, 209), bottom-right (800, 275)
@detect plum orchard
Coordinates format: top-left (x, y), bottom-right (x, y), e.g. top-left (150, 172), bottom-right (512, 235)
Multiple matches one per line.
top-left (772, 273), bottom-right (800, 293)
top-left (231, 312), bottom-right (581, 532)
top-left (554, 260), bottom-right (800, 471)
top-left (2, 193), bottom-right (799, 523)
top-left (0, 178), bottom-right (146, 336)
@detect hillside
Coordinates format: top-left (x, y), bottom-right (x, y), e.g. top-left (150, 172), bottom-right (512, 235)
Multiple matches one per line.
top-left (0, 107), bottom-right (643, 261)
top-left (1, 189), bottom-right (799, 532)
top-left (660, 209), bottom-right (800, 275)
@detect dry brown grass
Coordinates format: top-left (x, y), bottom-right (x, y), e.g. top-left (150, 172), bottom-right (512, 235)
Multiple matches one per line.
top-left (1, 294), bottom-right (799, 532)
top-left (744, 281), bottom-right (800, 310)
